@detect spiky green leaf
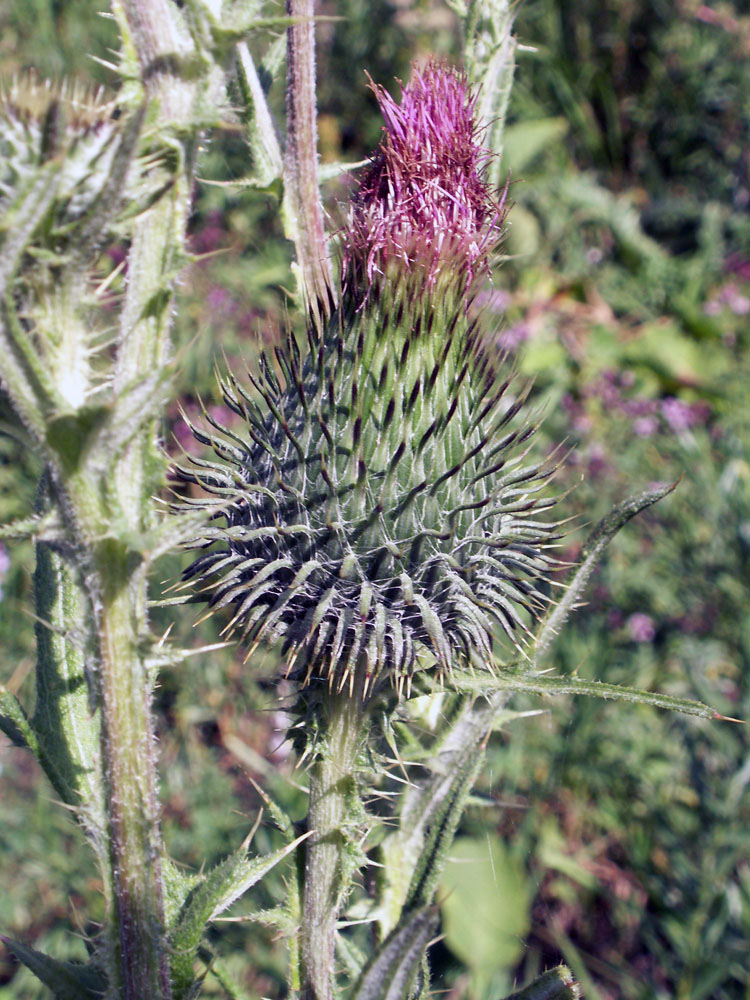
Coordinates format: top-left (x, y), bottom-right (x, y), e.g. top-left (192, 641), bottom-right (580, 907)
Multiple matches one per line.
top-left (533, 480), bottom-right (679, 662)
top-left (169, 830), bottom-right (311, 998)
top-left (502, 965), bottom-right (582, 1000)
top-left (0, 937), bottom-right (105, 1000)
top-left (351, 906), bottom-right (439, 1000)
top-left (451, 668), bottom-right (724, 720)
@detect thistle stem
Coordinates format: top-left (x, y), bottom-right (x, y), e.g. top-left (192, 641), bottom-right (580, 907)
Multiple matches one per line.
top-left (94, 543), bottom-right (171, 999)
top-left (301, 683), bottom-right (365, 1000)
top-left (284, 0), bottom-right (334, 321)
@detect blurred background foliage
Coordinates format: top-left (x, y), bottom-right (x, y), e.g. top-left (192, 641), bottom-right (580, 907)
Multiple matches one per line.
top-left (1, 1), bottom-right (749, 998)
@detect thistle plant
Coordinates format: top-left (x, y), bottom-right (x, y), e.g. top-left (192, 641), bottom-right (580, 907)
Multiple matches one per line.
top-left (175, 59), bottom-right (566, 1000)
top-left (0, 3), bottom-right (731, 1000)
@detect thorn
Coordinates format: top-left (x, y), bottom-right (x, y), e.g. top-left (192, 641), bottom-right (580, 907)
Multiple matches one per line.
top-left (284, 649), bottom-right (300, 678)
top-left (240, 808), bottom-right (265, 852)
top-left (156, 622), bottom-right (175, 648)
top-left (243, 639), bottom-right (261, 664)
top-left (715, 712), bottom-right (746, 724)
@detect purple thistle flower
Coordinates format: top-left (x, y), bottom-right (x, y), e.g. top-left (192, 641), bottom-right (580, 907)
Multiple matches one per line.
top-left (343, 61), bottom-right (506, 297)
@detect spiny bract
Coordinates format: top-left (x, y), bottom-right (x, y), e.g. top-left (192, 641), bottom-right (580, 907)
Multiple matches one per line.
top-left (0, 75), bottom-right (120, 223)
top-left (174, 63), bottom-right (563, 698)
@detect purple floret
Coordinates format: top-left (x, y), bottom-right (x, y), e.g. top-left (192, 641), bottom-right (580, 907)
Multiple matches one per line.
top-left (343, 61), bottom-right (506, 296)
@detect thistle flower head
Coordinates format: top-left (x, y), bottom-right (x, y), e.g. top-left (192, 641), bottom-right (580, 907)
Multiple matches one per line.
top-left (342, 61), bottom-right (505, 297)
top-left (175, 64), bottom-right (561, 704)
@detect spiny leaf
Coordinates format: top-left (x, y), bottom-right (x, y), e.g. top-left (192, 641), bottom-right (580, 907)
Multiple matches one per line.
top-left (378, 727), bottom-right (485, 937)
top-left (45, 405), bottom-right (111, 477)
top-left (162, 857), bottom-right (201, 931)
top-left (404, 749), bottom-right (483, 911)
top-left (336, 932), bottom-right (369, 981)
top-left (452, 667), bottom-right (726, 720)
top-left (351, 906), bottom-right (439, 1000)
top-left (533, 481), bottom-right (679, 663)
top-left (0, 686), bottom-right (37, 750)
top-left (0, 684), bottom-right (88, 806)
top-left (69, 104), bottom-right (145, 268)
top-left (502, 965), bottom-right (582, 1000)
top-left (0, 510), bottom-right (62, 542)
top-left (0, 937), bottom-right (105, 1000)
top-left (0, 159), bottom-right (61, 294)
top-left (235, 42), bottom-right (283, 189)
top-left (105, 369), bottom-right (172, 460)
top-left (169, 830), bottom-right (311, 998)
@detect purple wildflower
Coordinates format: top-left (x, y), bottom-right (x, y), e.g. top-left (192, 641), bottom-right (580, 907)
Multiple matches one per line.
top-left (343, 61), bottom-right (505, 297)
top-left (497, 322), bottom-right (530, 351)
top-left (476, 288), bottom-right (512, 314)
top-left (627, 612), bottom-right (656, 643)
top-left (661, 397), bottom-right (710, 434)
top-left (587, 442), bottom-right (609, 478)
top-left (725, 253), bottom-right (750, 281)
top-left (192, 210), bottom-right (227, 256)
top-left (205, 286), bottom-right (236, 314)
top-left (720, 283), bottom-right (750, 315)
top-left (633, 415), bottom-right (658, 438)
top-left (0, 542), bottom-right (9, 602)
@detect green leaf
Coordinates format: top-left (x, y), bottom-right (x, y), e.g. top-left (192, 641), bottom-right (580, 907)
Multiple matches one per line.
top-left (502, 965), bottom-right (582, 1000)
top-left (0, 687), bottom-right (38, 751)
top-left (378, 723), bottom-right (486, 937)
top-left (198, 946), bottom-right (254, 1000)
top-left (351, 906), bottom-right (439, 1000)
top-left (533, 481), bottom-right (679, 663)
top-left (0, 682), bottom-right (94, 809)
top-left (502, 118), bottom-right (569, 175)
top-left (0, 937), bottom-right (106, 999)
top-left (162, 857), bottom-right (201, 931)
top-left (0, 510), bottom-right (61, 542)
top-left (31, 523), bottom-right (105, 816)
top-left (0, 162), bottom-right (62, 440)
top-left (236, 41), bottom-right (283, 189)
top-left (70, 104), bottom-right (145, 269)
top-left (440, 835), bottom-right (531, 988)
top-left (403, 750), bottom-right (483, 911)
top-left (45, 405), bottom-right (110, 476)
top-left (451, 668), bottom-right (725, 720)
top-left (336, 932), bottom-right (369, 981)
top-left (169, 829), bottom-right (311, 998)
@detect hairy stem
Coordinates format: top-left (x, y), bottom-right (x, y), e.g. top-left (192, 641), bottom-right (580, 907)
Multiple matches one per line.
top-left (94, 3), bottom-right (198, 995)
top-left (95, 543), bottom-right (170, 999)
top-left (301, 686), bottom-right (365, 1000)
top-left (284, 0), bottom-right (334, 322)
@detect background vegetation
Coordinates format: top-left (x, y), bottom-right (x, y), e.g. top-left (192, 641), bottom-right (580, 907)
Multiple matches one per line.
top-left (1, 1), bottom-right (748, 998)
